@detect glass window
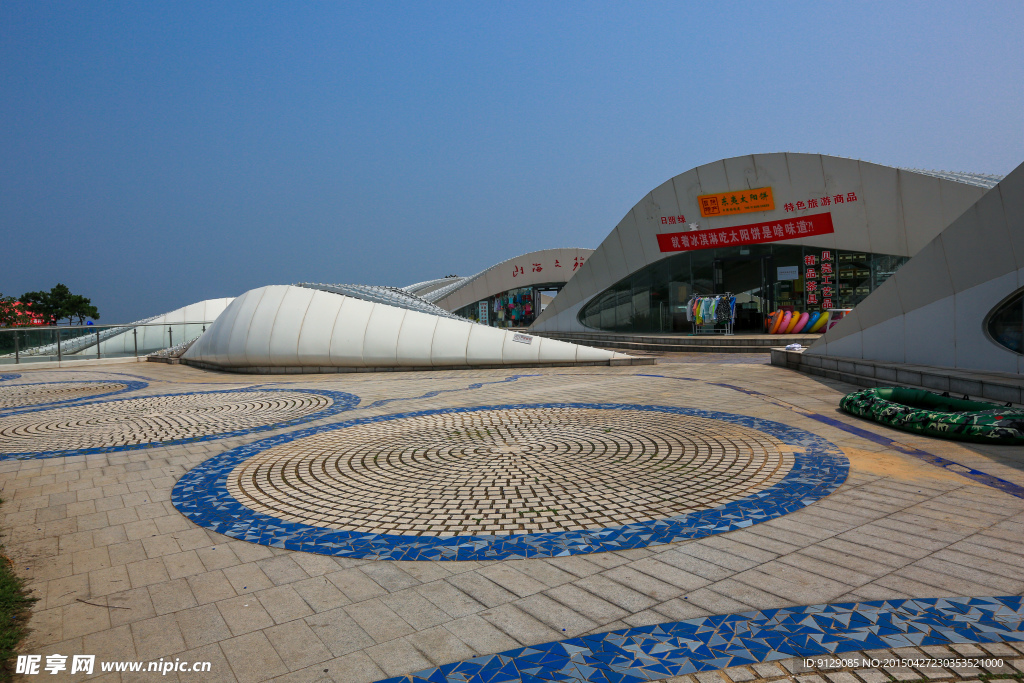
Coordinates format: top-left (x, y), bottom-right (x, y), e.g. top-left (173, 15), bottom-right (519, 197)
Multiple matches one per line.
top-left (578, 245), bottom-right (912, 334)
top-left (986, 289), bottom-right (1024, 354)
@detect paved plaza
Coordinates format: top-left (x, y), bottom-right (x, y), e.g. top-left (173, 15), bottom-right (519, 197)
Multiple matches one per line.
top-left (0, 356), bottom-right (1021, 682)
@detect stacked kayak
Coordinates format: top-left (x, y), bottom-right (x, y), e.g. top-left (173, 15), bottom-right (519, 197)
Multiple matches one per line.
top-left (840, 387), bottom-right (1024, 444)
top-left (765, 310), bottom-right (829, 334)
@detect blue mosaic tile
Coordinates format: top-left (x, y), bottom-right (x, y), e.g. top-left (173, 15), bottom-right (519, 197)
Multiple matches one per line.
top-left (0, 387), bottom-right (360, 461)
top-left (0, 374), bottom-right (20, 382)
top-left (171, 403), bottom-right (849, 561)
top-left (634, 373), bottom-right (1024, 500)
top-left (376, 596), bottom-right (1024, 683)
top-left (362, 374), bottom-right (542, 410)
top-left (0, 379), bottom-right (149, 416)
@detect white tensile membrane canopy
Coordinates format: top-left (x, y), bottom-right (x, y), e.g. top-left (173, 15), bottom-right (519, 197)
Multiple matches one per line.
top-left (183, 285), bottom-right (630, 369)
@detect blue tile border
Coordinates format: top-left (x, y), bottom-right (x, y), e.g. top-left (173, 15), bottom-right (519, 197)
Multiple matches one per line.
top-left (635, 374), bottom-right (1024, 501)
top-left (362, 374), bottom-right (541, 410)
top-left (171, 403), bottom-right (848, 561)
top-left (375, 596), bottom-right (1023, 683)
top-left (0, 380), bottom-right (149, 416)
top-left (0, 374), bottom-right (20, 382)
top-left (0, 387), bottom-right (360, 461)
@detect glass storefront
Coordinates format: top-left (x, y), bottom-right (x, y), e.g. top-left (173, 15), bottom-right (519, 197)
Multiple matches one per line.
top-left (578, 244), bottom-right (909, 333)
top-left (454, 284), bottom-right (564, 328)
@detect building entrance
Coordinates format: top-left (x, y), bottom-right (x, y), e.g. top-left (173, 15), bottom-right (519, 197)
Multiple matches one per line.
top-left (713, 254), bottom-right (774, 332)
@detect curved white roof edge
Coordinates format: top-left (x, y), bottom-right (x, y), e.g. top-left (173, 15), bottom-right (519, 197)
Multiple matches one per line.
top-left (402, 276), bottom-right (468, 297)
top-left (296, 282), bottom-right (459, 319)
top-left (183, 284), bottom-right (629, 370)
top-left (93, 297), bottom-right (236, 355)
top-left (896, 168), bottom-right (1002, 189)
top-left (423, 247), bottom-right (594, 303)
top-left (6, 297), bottom-right (236, 358)
top-left (420, 248), bottom-right (595, 314)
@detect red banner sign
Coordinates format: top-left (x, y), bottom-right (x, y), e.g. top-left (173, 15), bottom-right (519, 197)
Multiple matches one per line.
top-left (656, 212), bottom-right (835, 252)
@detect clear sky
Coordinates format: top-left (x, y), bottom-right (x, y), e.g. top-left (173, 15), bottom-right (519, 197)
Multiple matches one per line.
top-left (2, 1), bottom-right (1022, 322)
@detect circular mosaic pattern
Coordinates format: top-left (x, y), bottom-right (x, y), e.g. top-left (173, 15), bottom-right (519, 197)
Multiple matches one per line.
top-left (173, 403), bottom-right (849, 561)
top-left (227, 408), bottom-right (791, 536)
top-left (0, 388), bottom-right (360, 459)
top-left (0, 381), bottom-right (134, 411)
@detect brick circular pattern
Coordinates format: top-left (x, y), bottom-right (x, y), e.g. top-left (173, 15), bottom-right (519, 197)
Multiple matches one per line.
top-left (0, 390), bottom-right (334, 455)
top-left (173, 403), bottom-right (849, 560)
top-left (227, 408), bottom-right (791, 536)
top-left (0, 381), bottom-right (131, 411)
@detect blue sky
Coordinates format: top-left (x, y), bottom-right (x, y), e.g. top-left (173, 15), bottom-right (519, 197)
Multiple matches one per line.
top-left (2, 1), bottom-right (1022, 322)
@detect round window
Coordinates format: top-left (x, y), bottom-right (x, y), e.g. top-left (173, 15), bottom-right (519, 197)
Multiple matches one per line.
top-left (986, 288), bottom-right (1024, 354)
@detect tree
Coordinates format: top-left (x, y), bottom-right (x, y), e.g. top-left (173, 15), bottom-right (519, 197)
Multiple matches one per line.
top-left (69, 295), bottom-right (100, 325)
top-left (0, 294), bottom-right (34, 327)
top-left (16, 290), bottom-right (57, 325)
top-left (18, 284), bottom-right (100, 325)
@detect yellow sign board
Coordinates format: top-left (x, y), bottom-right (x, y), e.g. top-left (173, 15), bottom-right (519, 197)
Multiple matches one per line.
top-left (698, 187), bottom-right (775, 217)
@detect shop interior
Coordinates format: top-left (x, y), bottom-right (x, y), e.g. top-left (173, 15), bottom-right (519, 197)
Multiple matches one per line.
top-left (454, 283), bottom-right (566, 329)
top-left (577, 244), bottom-right (909, 334)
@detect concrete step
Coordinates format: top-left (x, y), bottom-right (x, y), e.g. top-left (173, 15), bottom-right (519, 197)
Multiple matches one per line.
top-left (536, 332), bottom-right (819, 354)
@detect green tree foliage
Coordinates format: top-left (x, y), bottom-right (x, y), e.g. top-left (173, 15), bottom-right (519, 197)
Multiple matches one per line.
top-left (0, 295), bottom-right (34, 328)
top-left (17, 284), bottom-right (100, 326)
top-left (68, 295), bottom-right (100, 325)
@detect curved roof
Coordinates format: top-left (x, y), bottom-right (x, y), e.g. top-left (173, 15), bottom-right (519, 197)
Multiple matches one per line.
top-left (297, 282), bottom-right (460, 320)
top-left (3, 297), bottom-right (234, 359)
top-left (402, 276), bottom-right (467, 297)
top-left (532, 152), bottom-right (1000, 334)
top-left (896, 168), bottom-right (1003, 189)
top-left (183, 285), bottom-right (627, 370)
top-left (417, 248), bottom-right (594, 312)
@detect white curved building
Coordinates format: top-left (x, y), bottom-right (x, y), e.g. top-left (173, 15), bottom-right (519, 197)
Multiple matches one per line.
top-left (414, 249), bottom-right (593, 310)
top-left (3, 297), bottom-right (234, 360)
top-left (530, 153), bottom-right (1001, 335)
top-left (806, 159), bottom-right (1024, 373)
top-left (87, 297), bottom-right (234, 357)
top-left (183, 284), bottom-right (635, 372)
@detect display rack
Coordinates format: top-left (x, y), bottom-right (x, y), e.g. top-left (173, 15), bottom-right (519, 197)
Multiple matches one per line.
top-left (687, 293), bottom-right (736, 336)
top-left (692, 321), bottom-right (734, 335)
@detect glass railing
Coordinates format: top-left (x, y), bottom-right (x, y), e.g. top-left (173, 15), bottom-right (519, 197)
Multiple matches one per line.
top-left (0, 321), bottom-right (215, 365)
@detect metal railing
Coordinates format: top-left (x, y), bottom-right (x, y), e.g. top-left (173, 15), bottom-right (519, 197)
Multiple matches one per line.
top-left (0, 321), bottom-right (216, 365)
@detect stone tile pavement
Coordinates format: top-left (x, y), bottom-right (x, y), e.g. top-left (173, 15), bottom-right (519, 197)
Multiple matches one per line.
top-left (0, 359), bottom-right (1021, 681)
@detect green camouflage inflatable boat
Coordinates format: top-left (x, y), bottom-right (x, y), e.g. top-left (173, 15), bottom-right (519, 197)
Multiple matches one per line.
top-left (839, 386), bottom-right (1024, 444)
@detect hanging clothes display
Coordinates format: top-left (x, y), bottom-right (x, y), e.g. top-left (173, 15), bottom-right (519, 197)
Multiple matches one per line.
top-left (484, 287), bottom-right (538, 328)
top-left (686, 294), bottom-right (737, 334)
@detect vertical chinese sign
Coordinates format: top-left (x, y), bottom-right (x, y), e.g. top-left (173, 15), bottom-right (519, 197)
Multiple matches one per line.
top-left (803, 250), bottom-right (836, 310)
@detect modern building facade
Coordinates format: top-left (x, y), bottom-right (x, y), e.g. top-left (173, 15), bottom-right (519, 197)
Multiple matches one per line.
top-left (407, 248), bottom-right (593, 328)
top-left (807, 160), bottom-right (1024, 374)
top-left (530, 153), bottom-right (1001, 335)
